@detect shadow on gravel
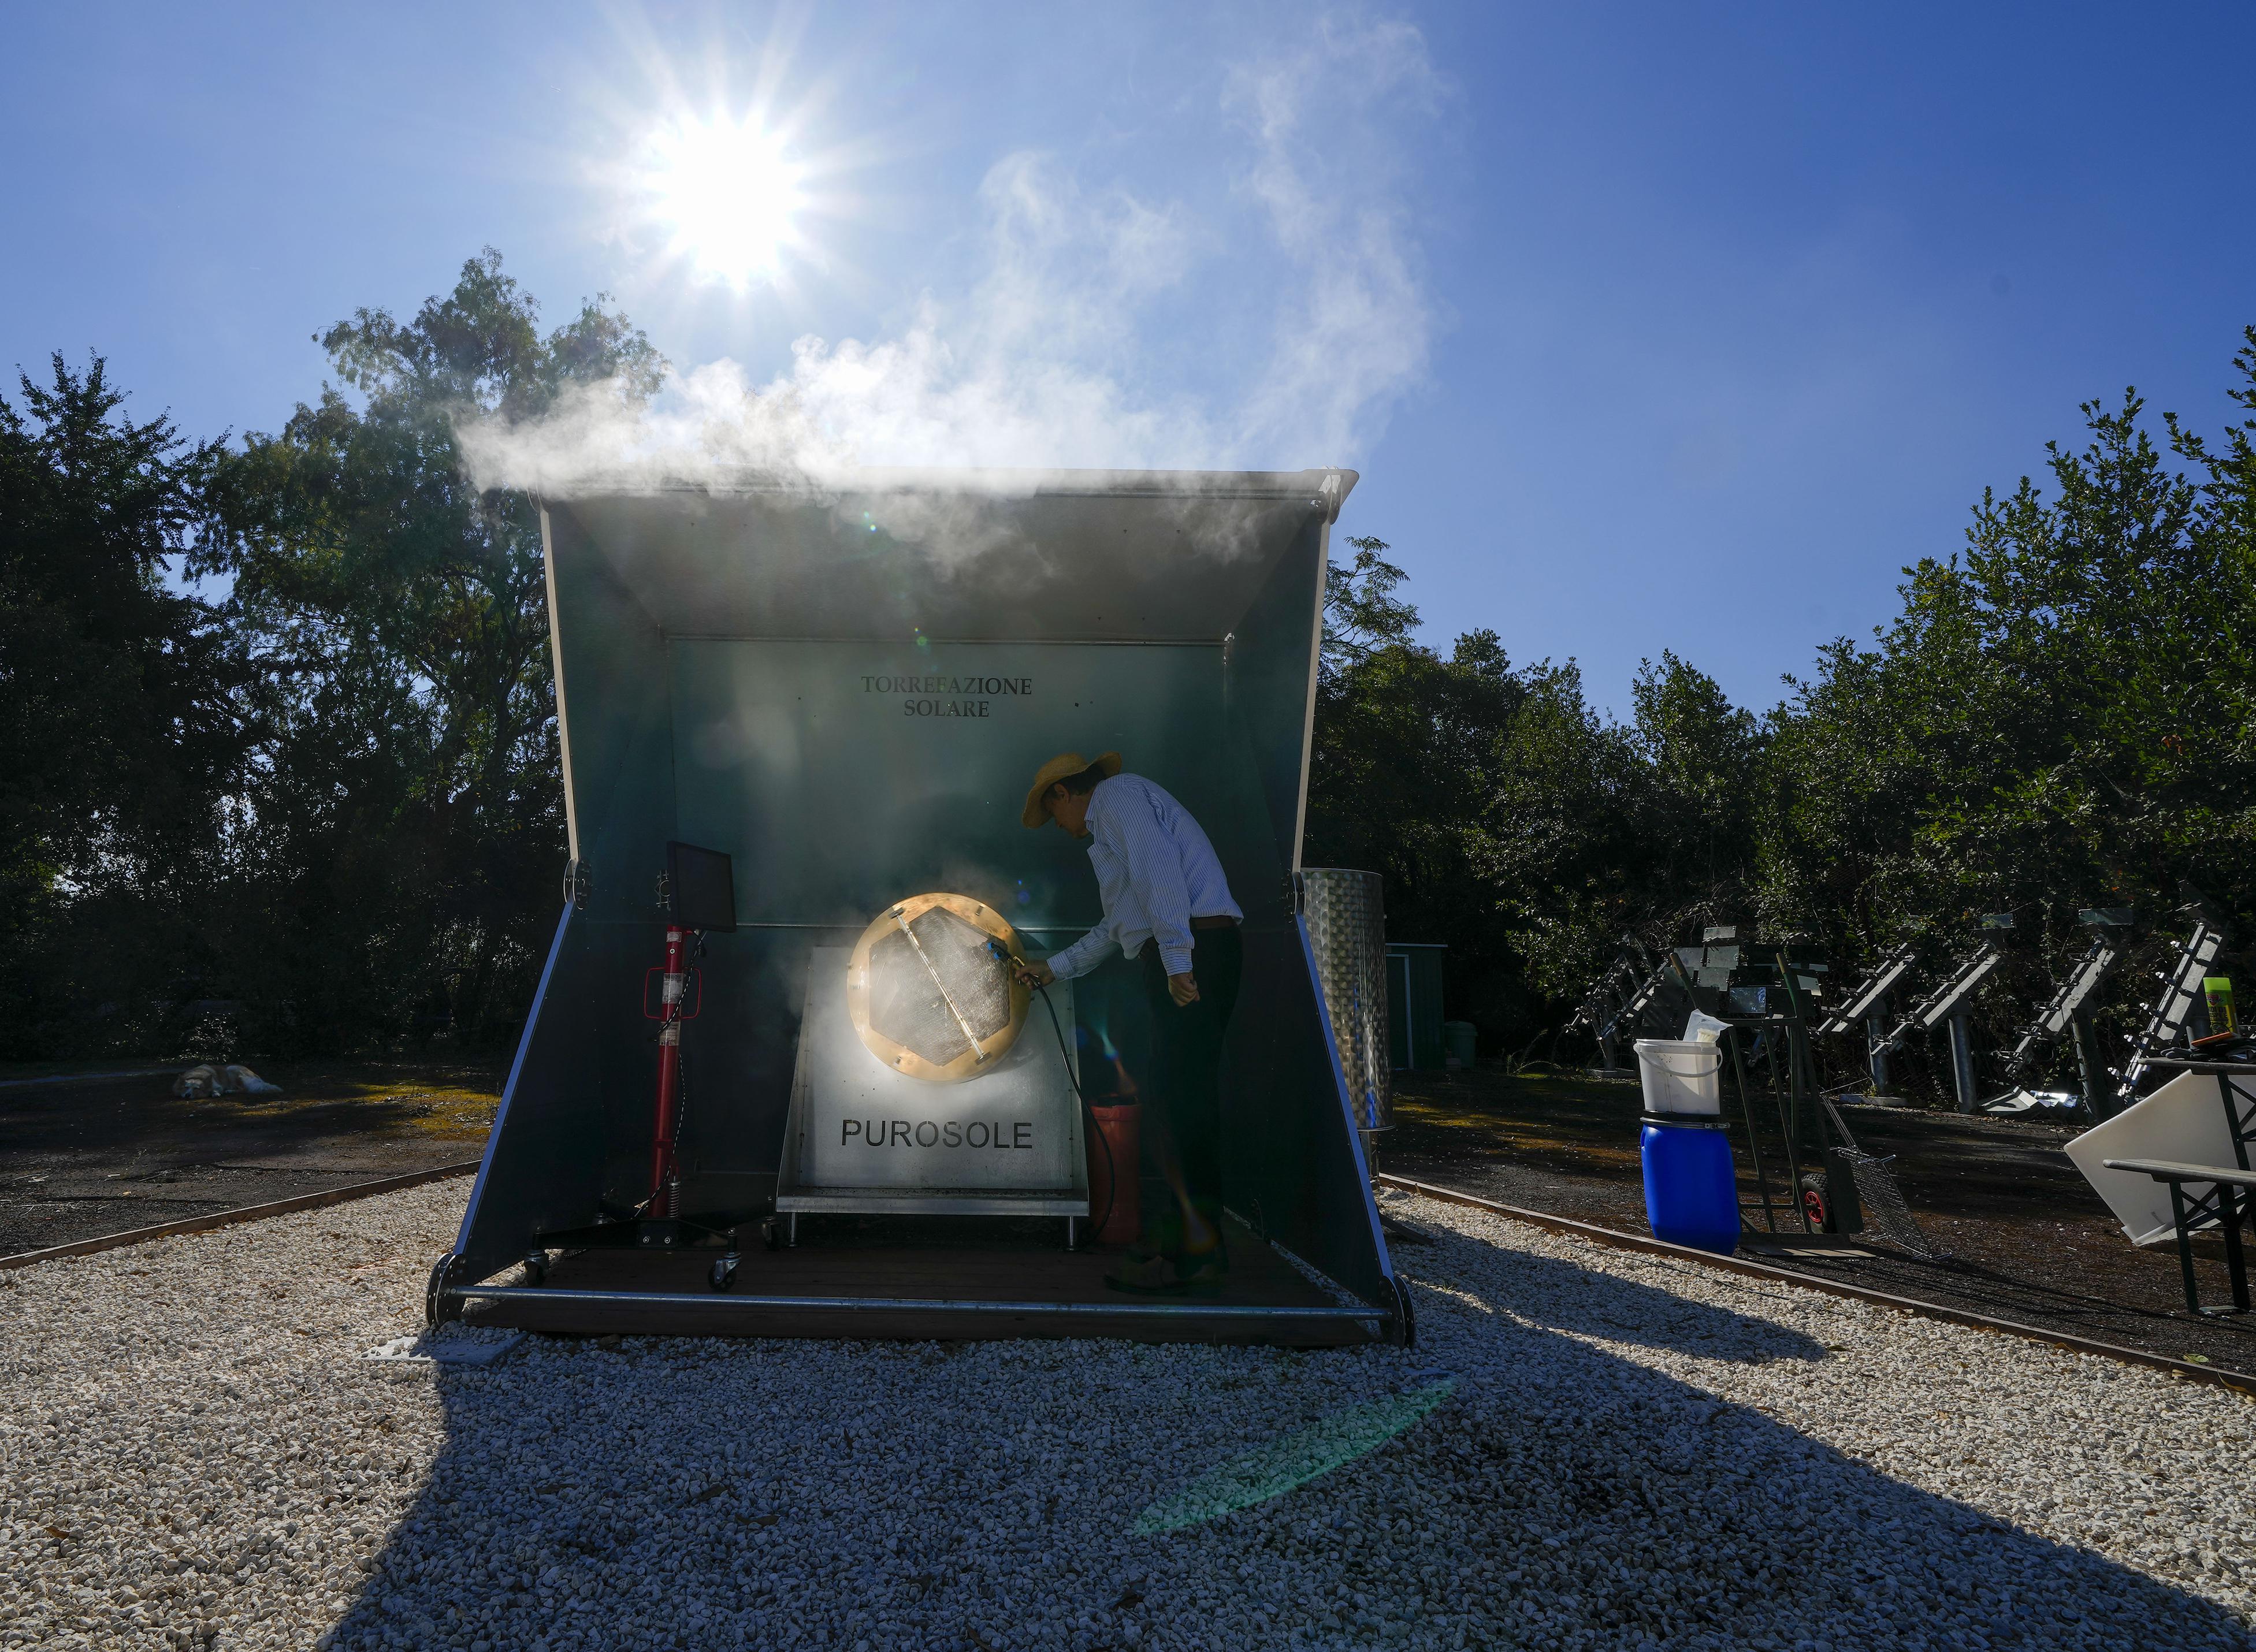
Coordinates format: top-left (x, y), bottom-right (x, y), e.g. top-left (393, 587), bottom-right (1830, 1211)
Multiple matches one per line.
top-left (1425, 1237), bottom-right (1829, 1365)
top-left (329, 1227), bottom-right (2250, 1652)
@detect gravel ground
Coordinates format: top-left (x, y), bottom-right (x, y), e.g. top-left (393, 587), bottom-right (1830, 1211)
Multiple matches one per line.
top-left (3, 1182), bottom-right (2252, 1651)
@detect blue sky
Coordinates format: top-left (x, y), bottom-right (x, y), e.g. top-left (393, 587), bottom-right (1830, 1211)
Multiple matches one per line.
top-left (6, 2), bottom-right (2253, 716)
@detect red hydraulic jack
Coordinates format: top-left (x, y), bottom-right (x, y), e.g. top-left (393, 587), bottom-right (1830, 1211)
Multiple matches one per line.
top-left (646, 922), bottom-right (696, 1222)
top-left (522, 842), bottom-right (761, 1293)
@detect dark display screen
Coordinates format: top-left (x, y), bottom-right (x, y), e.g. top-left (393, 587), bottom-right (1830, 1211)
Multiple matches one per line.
top-left (666, 841), bottom-right (737, 932)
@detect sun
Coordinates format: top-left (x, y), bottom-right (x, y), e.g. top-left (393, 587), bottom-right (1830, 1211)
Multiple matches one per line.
top-left (640, 113), bottom-right (807, 287)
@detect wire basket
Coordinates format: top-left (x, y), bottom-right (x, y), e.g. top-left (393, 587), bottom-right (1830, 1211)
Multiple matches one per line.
top-left (1832, 1147), bottom-right (1946, 1260)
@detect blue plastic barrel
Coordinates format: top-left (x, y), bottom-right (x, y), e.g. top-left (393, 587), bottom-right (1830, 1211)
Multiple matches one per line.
top-left (1640, 1118), bottom-right (1739, 1255)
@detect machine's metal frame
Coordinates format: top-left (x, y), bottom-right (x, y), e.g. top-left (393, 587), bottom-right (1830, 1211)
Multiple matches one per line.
top-left (2114, 921), bottom-right (2228, 1111)
top-left (1565, 941), bottom-right (1696, 1077)
top-left (1844, 944), bottom-right (2005, 1114)
top-left (1667, 933), bottom-right (1860, 1238)
top-left (2007, 913), bottom-right (2132, 1118)
top-left (1902, 946), bottom-right (2002, 1113)
top-left (774, 948), bottom-right (1089, 1234)
top-left (1818, 943), bottom-right (1915, 1037)
top-left (426, 467), bottom-right (1407, 1341)
top-left (1568, 943), bottom-right (1651, 1075)
top-left (1617, 949), bottom-right (1696, 1051)
top-left (1818, 942), bottom-right (1917, 1101)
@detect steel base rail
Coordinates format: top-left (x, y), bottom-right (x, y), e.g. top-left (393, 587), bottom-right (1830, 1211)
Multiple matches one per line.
top-left (1376, 1172), bottom-right (2256, 1399)
top-left (451, 1283), bottom-right (1384, 1323)
top-left (0, 1160), bottom-right (482, 1271)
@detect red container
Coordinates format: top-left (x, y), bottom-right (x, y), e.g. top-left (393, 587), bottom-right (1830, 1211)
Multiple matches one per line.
top-left (1086, 1103), bottom-right (1142, 1244)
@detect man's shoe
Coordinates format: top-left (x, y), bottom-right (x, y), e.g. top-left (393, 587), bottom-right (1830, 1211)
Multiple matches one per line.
top-left (1175, 1248), bottom-right (1229, 1290)
top-left (1106, 1251), bottom-right (1189, 1293)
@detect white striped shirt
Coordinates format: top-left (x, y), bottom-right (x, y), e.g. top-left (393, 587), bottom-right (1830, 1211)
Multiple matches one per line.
top-left (1044, 774), bottom-right (1242, 981)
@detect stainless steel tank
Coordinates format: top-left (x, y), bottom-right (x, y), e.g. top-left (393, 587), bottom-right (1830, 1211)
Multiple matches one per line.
top-left (1296, 869), bottom-right (1391, 1143)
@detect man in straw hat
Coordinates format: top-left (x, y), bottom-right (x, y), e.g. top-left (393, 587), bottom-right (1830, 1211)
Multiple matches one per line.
top-left (1016, 752), bottom-right (1243, 1290)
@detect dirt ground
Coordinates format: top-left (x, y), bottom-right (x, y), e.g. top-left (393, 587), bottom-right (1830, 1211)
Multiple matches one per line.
top-left (1379, 1065), bottom-right (2256, 1383)
top-left (0, 1058), bottom-right (500, 1257)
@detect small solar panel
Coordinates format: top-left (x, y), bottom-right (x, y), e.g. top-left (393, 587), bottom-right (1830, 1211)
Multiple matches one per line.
top-left (666, 842), bottom-right (737, 933)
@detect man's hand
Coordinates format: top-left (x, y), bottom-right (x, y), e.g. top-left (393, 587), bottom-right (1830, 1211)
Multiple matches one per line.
top-left (1015, 959), bottom-right (1055, 989)
top-left (1168, 971), bottom-right (1201, 1007)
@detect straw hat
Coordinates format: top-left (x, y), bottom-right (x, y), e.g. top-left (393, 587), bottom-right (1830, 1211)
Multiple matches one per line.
top-left (1021, 750), bottom-right (1122, 828)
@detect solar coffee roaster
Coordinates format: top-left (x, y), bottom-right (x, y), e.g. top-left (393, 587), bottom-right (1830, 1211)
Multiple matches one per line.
top-left (427, 467), bottom-right (1407, 1345)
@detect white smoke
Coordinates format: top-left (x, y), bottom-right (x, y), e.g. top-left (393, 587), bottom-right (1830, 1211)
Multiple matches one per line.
top-left (458, 15), bottom-right (1440, 498)
top-left (1225, 15), bottom-right (1440, 472)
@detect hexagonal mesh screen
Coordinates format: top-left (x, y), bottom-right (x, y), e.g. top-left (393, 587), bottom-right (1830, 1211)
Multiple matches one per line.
top-left (866, 905), bottom-right (1014, 1066)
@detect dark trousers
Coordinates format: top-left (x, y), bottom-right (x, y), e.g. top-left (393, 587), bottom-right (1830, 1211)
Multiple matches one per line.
top-left (1139, 925), bottom-right (1243, 1245)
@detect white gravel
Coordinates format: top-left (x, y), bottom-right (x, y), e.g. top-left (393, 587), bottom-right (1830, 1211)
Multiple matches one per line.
top-left (2, 1181), bottom-right (2251, 1650)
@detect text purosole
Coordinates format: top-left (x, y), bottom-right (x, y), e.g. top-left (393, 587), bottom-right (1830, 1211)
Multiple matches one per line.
top-left (839, 1118), bottom-right (1037, 1150)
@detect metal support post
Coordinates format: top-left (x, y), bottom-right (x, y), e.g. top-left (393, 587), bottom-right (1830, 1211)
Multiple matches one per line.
top-left (1726, 1028), bottom-right (1780, 1233)
top-left (2071, 1010), bottom-right (2113, 1123)
top-left (1866, 1009), bottom-right (1891, 1097)
top-left (1947, 1013), bottom-right (1978, 1114)
top-left (649, 924), bottom-right (690, 1214)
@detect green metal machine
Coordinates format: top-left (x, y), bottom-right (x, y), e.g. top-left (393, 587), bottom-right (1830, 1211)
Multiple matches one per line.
top-left (426, 467), bottom-right (1407, 1344)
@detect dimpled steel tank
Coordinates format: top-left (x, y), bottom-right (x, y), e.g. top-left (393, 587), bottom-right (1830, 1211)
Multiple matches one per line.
top-left (1296, 868), bottom-right (1390, 1136)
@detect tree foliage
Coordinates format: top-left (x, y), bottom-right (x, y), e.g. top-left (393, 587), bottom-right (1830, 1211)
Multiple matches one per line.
top-left (5, 262), bottom-right (2253, 1102)
top-left (0, 252), bottom-right (663, 1059)
top-left (189, 251), bottom-right (665, 1052)
top-left (0, 355), bottom-right (253, 1054)
top-left (1755, 343), bottom-right (2256, 1076)
top-left (1310, 541), bottom-right (1657, 1044)
top-left (1314, 332), bottom-right (2256, 1089)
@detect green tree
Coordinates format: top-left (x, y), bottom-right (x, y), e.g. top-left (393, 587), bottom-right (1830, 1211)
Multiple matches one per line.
top-left (201, 250), bottom-right (665, 1050)
top-left (1321, 533), bottom-right (1419, 676)
top-left (1473, 650), bottom-right (1649, 1016)
top-left (1758, 343), bottom-right (2256, 1091)
top-left (0, 354), bottom-right (251, 1055)
top-left (1310, 538), bottom-right (1654, 1047)
top-left (1310, 330), bottom-right (2256, 1085)
top-left (1630, 650), bottom-right (1763, 930)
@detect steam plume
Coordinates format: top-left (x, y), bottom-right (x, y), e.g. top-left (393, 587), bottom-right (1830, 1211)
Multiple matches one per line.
top-left (458, 17), bottom-right (1439, 498)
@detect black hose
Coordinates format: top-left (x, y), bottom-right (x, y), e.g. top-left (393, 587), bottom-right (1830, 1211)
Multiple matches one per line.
top-left (990, 936), bottom-right (1120, 1246)
top-left (1031, 981), bottom-right (1117, 1246)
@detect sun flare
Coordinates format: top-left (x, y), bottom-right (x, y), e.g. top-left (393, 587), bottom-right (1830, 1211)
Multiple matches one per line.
top-left (641, 113), bottom-right (806, 287)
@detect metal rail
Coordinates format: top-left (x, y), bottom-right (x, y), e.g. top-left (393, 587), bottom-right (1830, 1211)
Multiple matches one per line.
top-left (0, 1160), bottom-right (482, 1270)
top-left (1374, 1173), bottom-right (2256, 1398)
top-left (451, 1283), bottom-right (1385, 1323)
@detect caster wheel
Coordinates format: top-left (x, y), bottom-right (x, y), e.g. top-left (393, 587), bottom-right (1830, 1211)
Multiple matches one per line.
top-left (760, 1217), bottom-right (781, 1251)
top-left (709, 1258), bottom-right (739, 1292)
top-left (1392, 1272), bottom-right (1418, 1350)
top-left (425, 1253), bottom-right (464, 1328)
top-left (1800, 1174), bottom-right (1833, 1234)
top-left (522, 1250), bottom-right (549, 1286)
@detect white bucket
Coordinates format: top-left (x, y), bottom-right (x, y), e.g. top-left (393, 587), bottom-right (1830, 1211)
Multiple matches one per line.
top-left (1634, 1039), bottom-right (1723, 1116)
